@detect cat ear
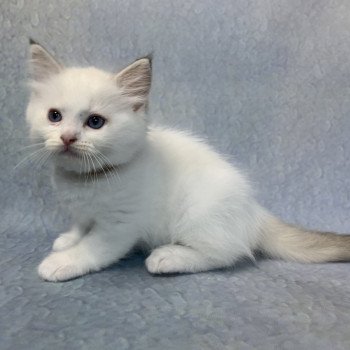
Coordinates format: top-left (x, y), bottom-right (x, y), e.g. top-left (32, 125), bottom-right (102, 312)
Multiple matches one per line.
top-left (116, 56), bottom-right (152, 111)
top-left (29, 39), bottom-right (62, 81)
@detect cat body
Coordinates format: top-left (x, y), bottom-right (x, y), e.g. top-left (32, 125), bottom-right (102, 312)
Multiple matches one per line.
top-left (26, 42), bottom-right (350, 282)
top-left (50, 127), bottom-right (264, 278)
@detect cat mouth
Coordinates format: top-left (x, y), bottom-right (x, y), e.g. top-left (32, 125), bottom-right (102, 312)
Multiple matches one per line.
top-left (60, 148), bottom-right (81, 158)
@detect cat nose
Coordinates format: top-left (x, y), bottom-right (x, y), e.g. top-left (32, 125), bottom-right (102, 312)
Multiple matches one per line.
top-left (60, 134), bottom-right (77, 146)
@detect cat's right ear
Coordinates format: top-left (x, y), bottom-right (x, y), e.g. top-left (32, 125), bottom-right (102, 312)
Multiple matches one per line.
top-left (29, 39), bottom-right (62, 81)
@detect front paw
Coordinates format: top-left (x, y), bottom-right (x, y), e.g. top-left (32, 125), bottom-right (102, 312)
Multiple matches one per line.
top-left (38, 252), bottom-right (88, 282)
top-left (52, 232), bottom-right (80, 251)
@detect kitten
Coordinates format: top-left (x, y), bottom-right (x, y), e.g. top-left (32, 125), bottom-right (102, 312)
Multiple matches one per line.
top-left (26, 41), bottom-right (350, 282)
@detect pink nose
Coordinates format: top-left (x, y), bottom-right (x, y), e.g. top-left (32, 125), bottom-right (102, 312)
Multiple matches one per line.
top-left (60, 134), bottom-right (77, 146)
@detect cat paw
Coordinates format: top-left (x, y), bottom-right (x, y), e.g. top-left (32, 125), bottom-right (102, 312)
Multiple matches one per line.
top-left (52, 232), bottom-right (80, 251)
top-left (38, 252), bottom-right (87, 282)
top-left (146, 246), bottom-right (185, 274)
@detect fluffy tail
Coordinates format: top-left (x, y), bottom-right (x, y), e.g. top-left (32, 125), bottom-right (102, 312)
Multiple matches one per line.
top-left (258, 216), bottom-right (350, 263)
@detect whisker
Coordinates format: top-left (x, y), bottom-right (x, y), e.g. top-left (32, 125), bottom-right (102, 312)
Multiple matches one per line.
top-left (87, 152), bottom-right (97, 184)
top-left (44, 149), bottom-right (57, 166)
top-left (36, 148), bottom-right (55, 168)
top-left (13, 148), bottom-right (47, 170)
top-left (98, 153), bottom-right (119, 184)
top-left (79, 150), bottom-right (84, 175)
top-left (95, 150), bottom-right (121, 182)
top-left (83, 151), bottom-right (90, 183)
top-left (17, 142), bottom-right (46, 152)
top-left (82, 151), bottom-right (87, 183)
top-left (91, 152), bottom-right (111, 185)
top-left (34, 149), bottom-right (50, 167)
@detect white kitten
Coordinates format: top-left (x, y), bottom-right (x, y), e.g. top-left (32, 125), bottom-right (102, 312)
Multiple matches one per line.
top-left (26, 41), bottom-right (350, 282)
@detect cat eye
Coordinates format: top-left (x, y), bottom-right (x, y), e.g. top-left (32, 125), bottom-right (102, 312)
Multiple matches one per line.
top-left (86, 114), bottom-right (106, 129)
top-left (48, 109), bottom-right (62, 123)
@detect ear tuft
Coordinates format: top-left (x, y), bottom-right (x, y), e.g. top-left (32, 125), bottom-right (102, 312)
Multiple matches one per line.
top-left (29, 38), bottom-right (38, 45)
top-left (116, 56), bottom-right (152, 111)
top-left (142, 53), bottom-right (153, 69)
top-left (29, 41), bottom-right (62, 82)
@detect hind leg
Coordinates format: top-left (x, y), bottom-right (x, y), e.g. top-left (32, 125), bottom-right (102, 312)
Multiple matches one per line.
top-left (145, 244), bottom-right (230, 274)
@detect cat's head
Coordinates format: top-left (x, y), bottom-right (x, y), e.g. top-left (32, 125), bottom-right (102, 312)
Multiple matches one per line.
top-left (26, 41), bottom-right (152, 172)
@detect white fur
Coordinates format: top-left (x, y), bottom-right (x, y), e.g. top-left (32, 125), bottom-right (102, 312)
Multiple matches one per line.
top-left (27, 45), bottom-right (269, 282)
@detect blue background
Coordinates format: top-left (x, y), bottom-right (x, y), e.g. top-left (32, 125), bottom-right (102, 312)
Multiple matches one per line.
top-left (1, 1), bottom-right (350, 349)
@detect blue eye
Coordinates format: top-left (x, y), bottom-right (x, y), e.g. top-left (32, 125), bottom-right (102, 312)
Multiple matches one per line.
top-left (86, 114), bottom-right (105, 129)
top-left (48, 109), bottom-right (62, 122)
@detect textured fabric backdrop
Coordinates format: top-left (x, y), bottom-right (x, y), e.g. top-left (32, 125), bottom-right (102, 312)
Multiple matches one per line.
top-left (1, 1), bottom-right (350, 349)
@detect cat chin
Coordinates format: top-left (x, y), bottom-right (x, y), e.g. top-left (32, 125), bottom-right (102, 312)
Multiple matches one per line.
top-left (53, 154), bottom-right (85, 173)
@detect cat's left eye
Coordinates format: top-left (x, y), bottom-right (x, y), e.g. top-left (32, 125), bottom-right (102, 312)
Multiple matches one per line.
top-left (86, 114), bottom-right (106, 129)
